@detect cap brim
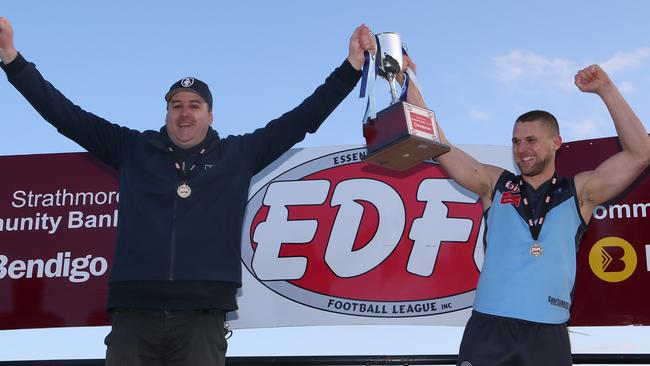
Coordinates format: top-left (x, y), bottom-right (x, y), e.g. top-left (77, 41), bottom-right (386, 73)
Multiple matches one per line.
top-left (164, 89), bottom-right (207, 103)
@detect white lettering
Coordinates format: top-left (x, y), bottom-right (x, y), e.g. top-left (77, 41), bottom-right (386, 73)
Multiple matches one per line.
top-left (95, 192), bottom-right (108, 205)
top-left (249, 176), bottom-right (488, 281)
top-left (0, 252), bottom-right (108, 283)
top-left (10, 189), bottom-right (120, 209)
top-left (593, 202), bottom-right (650, 220)
top-left (593, 205), bottom-right (608, 220)
top-left (67, 210), bottom-right (117, 229)
top-left (69, 255), bottom-right (91, 283)
top-left (68, 211), bottom-right (84, 229)
top-left (90, 257), bottom-right (109, 276)
top-left (11, 190), bottom-right (26, 208)
top-left (26, 259), bottom-right (45, 278)
top-left (252, 180), bottom-right (330, 280)
top-left (0, 256), bottom-right (6, 278)
top-left (632, 203), bottom-right (650, 218)
top-left (326, 179), bottom-right (404, 278)
top-left (45, 252), bottom-right (67, 277)
top-left (48, 214), bottom-right (62, 234)
top-left (609, 204), bottom-right (631, 219)
top-left (408, 179), bottom-right (477, 276)
top-left (8, 259), bottom-right (26, 279)
top-left (0, 214), bottom-right (63, 235)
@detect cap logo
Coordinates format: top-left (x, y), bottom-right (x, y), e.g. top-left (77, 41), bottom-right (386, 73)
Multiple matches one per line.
top-left (181, 77), bottom-right (195, 87)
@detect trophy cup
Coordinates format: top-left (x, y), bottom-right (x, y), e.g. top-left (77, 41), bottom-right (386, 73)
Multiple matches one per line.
top-left (361, 32), bottom-right (449, 171)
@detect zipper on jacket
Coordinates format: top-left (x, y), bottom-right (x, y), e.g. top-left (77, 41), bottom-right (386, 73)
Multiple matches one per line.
top-left (169, 198), bottom-right (178, 280)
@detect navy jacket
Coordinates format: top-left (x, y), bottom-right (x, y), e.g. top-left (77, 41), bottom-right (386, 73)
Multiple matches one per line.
top-left (2, 54), bottom-right (360, 304)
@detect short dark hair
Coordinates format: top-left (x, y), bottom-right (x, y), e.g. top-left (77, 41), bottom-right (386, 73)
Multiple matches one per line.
top-left (515, 110), bottom-right (559, 135)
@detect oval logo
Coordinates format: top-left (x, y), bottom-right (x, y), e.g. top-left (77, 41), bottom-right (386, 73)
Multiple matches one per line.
top-left (241, 148), bottom-right (484, 317)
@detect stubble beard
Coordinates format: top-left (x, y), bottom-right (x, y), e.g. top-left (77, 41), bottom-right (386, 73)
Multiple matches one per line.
top-left (518, 155), bottom-right (549, 177)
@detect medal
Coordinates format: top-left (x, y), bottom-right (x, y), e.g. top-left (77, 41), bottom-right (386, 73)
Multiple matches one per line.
top-left (177, 183), bottom-right (192, 198)
top-left (518, 175), bottom-right (557, 259)
top-left (530, 242), bottom-right (543, 257)
top-left (167, 140), bottom-right (214, 200)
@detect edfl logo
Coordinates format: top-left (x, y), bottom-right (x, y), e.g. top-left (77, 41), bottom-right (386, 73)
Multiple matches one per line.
top-left (242, 148), bottom-right (485, 317)
top-left (588, 236), bottom-right (637, 282)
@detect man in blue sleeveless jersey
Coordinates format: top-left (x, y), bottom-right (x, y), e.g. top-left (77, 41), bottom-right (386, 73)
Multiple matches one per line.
top-left (404, 57), bottom-right (650, 365)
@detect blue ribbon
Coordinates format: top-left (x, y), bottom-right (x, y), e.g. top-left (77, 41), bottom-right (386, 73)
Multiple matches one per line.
top-left (360, 50), bottom-right (377, 123)
top-left (399, 72), bottom-right (409, 102)
top-left (399, 47), bottom-right (409, 102)
top-left (359, 51), bottom-right (370, 98)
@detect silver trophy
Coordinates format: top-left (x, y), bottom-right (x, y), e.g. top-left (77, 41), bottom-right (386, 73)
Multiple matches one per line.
top-left (361, 32), bottom-right (450, 171)
top-left (375, 32), bottom-right (404, 104)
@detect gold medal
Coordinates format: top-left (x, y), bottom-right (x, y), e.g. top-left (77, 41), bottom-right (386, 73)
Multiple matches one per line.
top-left (530, 242), bottom-right (543, 257)
top-left (177, 183), bottom-right (192, 199)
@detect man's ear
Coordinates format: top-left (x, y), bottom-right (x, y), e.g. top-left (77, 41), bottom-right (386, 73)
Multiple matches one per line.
top-left (553, 135), bottom-right (563, 150)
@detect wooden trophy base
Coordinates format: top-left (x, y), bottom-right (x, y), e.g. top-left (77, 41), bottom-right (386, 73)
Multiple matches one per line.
top-left (363, 101), bottom-right (450, 171)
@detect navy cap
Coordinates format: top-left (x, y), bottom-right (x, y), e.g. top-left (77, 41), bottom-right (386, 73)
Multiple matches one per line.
top-left (165, 77), bottom-right (213, 111)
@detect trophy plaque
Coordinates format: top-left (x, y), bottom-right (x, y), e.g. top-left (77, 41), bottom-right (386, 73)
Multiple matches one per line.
top-left (361, 32), bottom-right (449, 171)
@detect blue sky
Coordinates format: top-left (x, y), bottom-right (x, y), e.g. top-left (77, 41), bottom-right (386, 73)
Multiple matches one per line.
top-left (2, 0), bottom-right (650, 361)
top-left (3, 0), bottom-right (650, 157)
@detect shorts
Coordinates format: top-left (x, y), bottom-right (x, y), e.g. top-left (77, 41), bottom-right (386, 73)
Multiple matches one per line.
top-left (456, 310), bottom-right (572, 366)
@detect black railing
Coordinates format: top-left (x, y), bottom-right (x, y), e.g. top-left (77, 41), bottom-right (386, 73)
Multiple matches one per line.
top-left (2, 354), bottom-right (650, 365)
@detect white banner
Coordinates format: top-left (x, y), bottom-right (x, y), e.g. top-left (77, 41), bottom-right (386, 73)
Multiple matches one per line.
top-left (228, 144), bottom-right (515, 328)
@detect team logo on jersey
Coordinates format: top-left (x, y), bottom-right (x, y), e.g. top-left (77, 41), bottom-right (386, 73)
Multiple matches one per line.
top-left (241, 148), bottom-right (485, 317)
top-left (505, 180), bottom-right (520, 193)
top-left (501, 180), bottom-right (521, 207)
top-left (500, 192), bottom-right (521, 207)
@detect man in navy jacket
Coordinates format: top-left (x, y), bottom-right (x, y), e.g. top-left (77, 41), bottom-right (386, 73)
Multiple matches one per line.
top-left (0, 16), bottom-right (375, 366)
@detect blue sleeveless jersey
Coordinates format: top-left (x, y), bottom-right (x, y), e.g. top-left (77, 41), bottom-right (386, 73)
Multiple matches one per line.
top-left (473, 171), bottom-right (587, 324)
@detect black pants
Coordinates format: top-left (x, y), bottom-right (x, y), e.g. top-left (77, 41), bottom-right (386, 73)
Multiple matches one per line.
top-left (105, 309), bottom-right (228, 366)
top-left (456, 311), bottom-right (572, 366)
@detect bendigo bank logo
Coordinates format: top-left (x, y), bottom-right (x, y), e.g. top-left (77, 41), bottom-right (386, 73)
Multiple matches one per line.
top-left (241, 148), bottom-right (485, 317)
top-left (588, 236), bottom-right (638, 283)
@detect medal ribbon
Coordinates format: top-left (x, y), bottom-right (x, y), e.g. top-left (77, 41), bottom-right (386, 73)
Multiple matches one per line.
top-left (517, 174), bottom-right (558, 241)
top-left (168, 146), bottom-right (208, 183)
top-left (166, 137), bottom-right (215, 188)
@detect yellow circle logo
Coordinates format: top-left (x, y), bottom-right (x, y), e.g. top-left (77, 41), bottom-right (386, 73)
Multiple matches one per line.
top-left (588, 237), bottom-right (637, 283)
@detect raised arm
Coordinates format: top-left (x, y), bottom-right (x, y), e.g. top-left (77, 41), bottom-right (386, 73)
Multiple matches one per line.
top-left (0, 16), bottom-right (135, 169)
top-left (0, 17), bottom-right (18, 64)
top-left (574, 65), bottom-right (650, 221)
top-left (403, 56), bottom-right (503, 208)
top-left (240, 25), bottom-right (372, 173)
